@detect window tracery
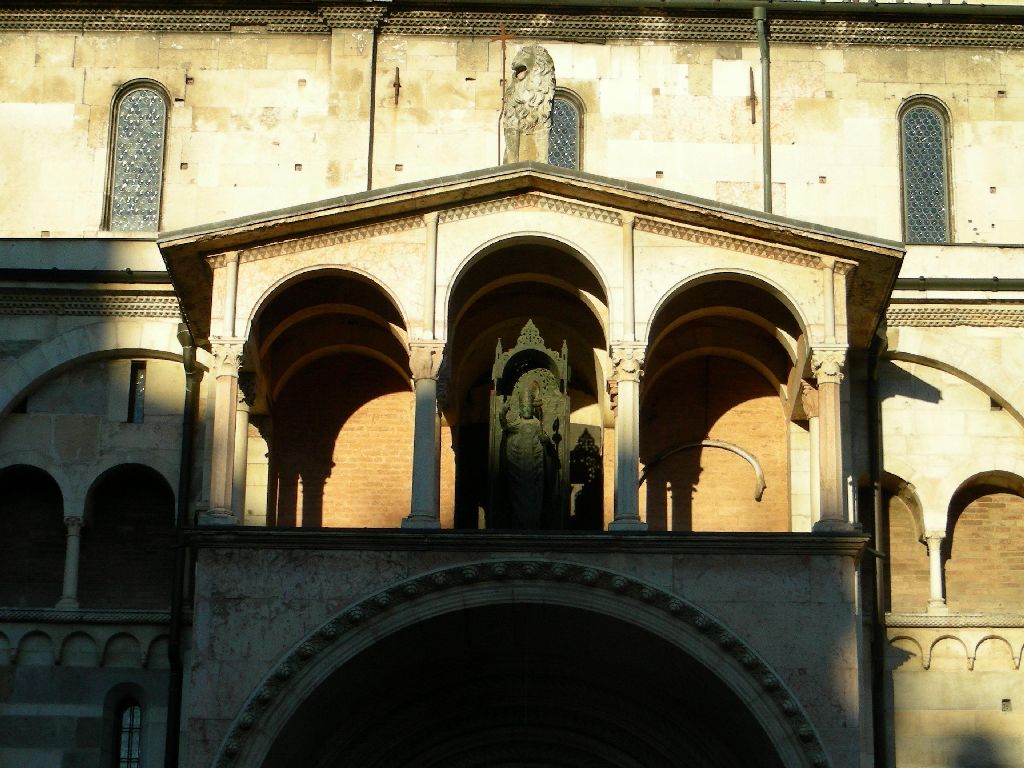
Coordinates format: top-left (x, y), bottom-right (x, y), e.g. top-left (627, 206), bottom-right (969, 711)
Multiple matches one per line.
top-left (108, 85), bottom-right (167, 231)
top-left (548, 93), bottom-right (581, 170)
top-left (900, 101), bottom-right (950, 244)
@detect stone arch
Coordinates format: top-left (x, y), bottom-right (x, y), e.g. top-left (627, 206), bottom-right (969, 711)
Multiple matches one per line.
top-left (213, 560), bottom-right (829, 768)
top-left (79, 463), bottom-right (176, 609)
top-left (0, 319), bottom-right (195, 418)
top-left (973, 635), bottom-right (1017, 672)
top-left (642, 272), bottom-right (801, 533)
top-left (944, 470), bottom-right (1024, 612)
top-left (0, 464), bottom-right (65, 607)
top-left (881, 472), bottom-right (929, 612)
top-left (60, 632), bottom-right (100, 667)
top-left (103, 633), bottom-right (143, 668)
top-left (927, 635), bottom-right (969, 671)
top-left (250, 268), bottom-right (414, 529)
top-left (444, 235), bottom-right (611, 530)
top-left (888, 636), bottom-right (925, 671)
top-left (17, 631), bottom-right (55, 666)
top-left (245, 265), bottom-right (411, 346)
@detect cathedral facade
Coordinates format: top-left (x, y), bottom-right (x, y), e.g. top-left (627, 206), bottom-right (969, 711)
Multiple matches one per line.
top-left (1, 2), bottom-right (1023, 766)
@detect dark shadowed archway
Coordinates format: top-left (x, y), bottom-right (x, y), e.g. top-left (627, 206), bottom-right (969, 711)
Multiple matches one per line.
top-left (264, 603), bottom-right (785, 768)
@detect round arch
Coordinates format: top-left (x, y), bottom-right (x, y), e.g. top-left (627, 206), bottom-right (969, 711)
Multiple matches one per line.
top-left (442, 231), bottom-right (610, 339)
top-left (213, 560), bottom-right (830, 768)
top-left (245, 265), bottom-right (411, 345)
top-left (0, 320), bottom-right (195, 418)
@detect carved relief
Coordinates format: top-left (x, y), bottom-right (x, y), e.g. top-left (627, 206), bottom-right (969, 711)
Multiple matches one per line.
top-left (213, 342), bottom-right (245, 378)
top-left (409, 342), bottom-right (445, 381)
top-left (502, 45), bottom-right (556, 164)
top-left (610, 345), bottom-right (646, 383)
top-left (811, 348), bottom-right (845, 386)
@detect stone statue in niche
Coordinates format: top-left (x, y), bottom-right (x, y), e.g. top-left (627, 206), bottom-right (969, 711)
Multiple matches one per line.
top-left (502, 44), bottom-right (556, 164)
top-left (489, 320), bottom-right (570, 528)
top-left (499, 380), bottom-right (558, 528)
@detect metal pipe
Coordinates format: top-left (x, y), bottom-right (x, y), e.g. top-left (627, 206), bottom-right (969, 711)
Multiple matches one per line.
top-left (895, 276), bottom-right (1024, 291)
top-left (755, 7), bottom-right (772, 214)
top-left (165, 323), bottom-right (201, 768)
top-left (366, 21), bottom-right (380, 191)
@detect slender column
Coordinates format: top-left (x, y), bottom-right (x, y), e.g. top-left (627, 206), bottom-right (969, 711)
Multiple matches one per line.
top-left (621, 213), bottom-right (636, 342)
top-left (800, 381), bottom-right (821, 523)
top-left (812, 347), bottom-right (850, 531)
top-left (55, 516), bottom-right (84, 609)
top-left (609, 345), bottom-right (647, 531)
top-left (925, 531), bottom-right (947, 612)
top-left (231, 373), bottom-right (255, 524)
top-left (821, 256), bottom-right (837, 345)
top-left (403, 342), bottom-right (444, 529)
top-left (223, 251), bottom-right (240, 337)
top-left (423, 211), bottom-right (439, 339)
top-left (205, 340), bottom-right (244, 525)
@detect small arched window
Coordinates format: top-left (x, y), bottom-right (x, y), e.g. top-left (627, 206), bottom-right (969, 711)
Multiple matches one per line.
top-left (900, 100), bottom-right (950, 244)
top-left (107, 83), bottom-right (168, 232)
top-left (548, 91), bottom-right (582, 170)
top-left (114, 700), bottom-right (142, 768)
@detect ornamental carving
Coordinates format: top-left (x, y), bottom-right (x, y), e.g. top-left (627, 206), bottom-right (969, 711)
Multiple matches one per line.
top-left (811, 348), bottom-right (845, 386)
top-left (408, 342), bottom-right (445, 381)
top-left (610, 345), bottom-right (646, 383)
top-left (213, 342), bottom-right (245, 378)
top-left (502, 45), bottom-right (556, 164)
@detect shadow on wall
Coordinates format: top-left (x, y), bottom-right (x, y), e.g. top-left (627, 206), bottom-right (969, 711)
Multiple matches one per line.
top-left (877, 359), bottom-right (943, 405)
top-left (950, 733), bottom-right (1009, 767)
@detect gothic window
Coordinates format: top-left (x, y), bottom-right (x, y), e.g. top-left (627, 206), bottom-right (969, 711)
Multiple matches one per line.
top-left (107, 84), bottom-right (168, 231)
top-left (548, 92), bottom-right (582, 170)
top-left (114, 701), bottom-right (142, 768)
top-left (900, 101), bottom-right (950, 244)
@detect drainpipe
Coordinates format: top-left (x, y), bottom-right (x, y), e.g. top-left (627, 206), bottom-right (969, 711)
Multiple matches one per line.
top-left (754, 7), bottom-right (772, 214)
top-left (166, 323), bottom-right (201, 768)
top-left (866, 327), bottom-right (889, 767)
top-left (366, 20), bottom-right (380, 191)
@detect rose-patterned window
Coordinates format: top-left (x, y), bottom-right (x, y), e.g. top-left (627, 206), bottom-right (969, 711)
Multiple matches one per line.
top-left (107, 84), bottom-right (168, 231)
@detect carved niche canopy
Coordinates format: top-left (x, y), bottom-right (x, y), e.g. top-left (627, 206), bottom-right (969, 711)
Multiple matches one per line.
top-left (488, 320), bottom-right (570, 529)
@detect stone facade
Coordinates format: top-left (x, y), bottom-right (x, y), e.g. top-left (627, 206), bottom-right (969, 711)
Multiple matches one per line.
top-left (1, 2), bottom-right (1023, 767)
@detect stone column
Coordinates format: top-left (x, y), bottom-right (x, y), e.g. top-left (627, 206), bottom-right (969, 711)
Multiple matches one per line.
top-left (231, 373), bottom-right (256, 524)
top-left (55, 516), bottom-right (83, 609)
top-left (205, 340), bottom-right (244, 525)
top-left (403, 342), bottom-right (444, 529)
top-left (800, 381), bottom-right (821, 522)
top-left (812, 347), bottom-right (851, 531)
top-left (609, 345), bottom-right (647, 531)
top-left (925, 531), bottom-right (947, 612)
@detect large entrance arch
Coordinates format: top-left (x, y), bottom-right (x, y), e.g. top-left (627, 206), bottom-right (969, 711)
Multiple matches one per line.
top-left (213, 561), bottom-right (829, 768)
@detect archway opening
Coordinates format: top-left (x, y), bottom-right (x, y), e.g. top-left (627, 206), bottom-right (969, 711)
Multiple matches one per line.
top-left (249, 271), bottom-right (412, 528)
top-left (263, 603), bottom-right (786, 768)
top-left (446, 242), bottom-right (609, 530)
top-left (0, 465), bottom-right (64, 607)
top-left (642, 279), bottom-right (802, 532)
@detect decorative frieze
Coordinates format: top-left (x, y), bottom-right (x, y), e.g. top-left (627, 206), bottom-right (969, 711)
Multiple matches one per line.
top-left (0, 292), bottom-right (181, 318)
top-left (886, 305), bottom-right (1024, 328)
top-left (438, 193), bottom-right (621, 226)
top-left (1, 7), bottom-right (1017, 49)
top-left (239, 216), bottom-right (424, 264)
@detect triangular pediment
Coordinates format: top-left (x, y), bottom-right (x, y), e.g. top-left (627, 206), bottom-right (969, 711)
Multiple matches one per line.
top-left (159, 162), bottom-right (903, 347)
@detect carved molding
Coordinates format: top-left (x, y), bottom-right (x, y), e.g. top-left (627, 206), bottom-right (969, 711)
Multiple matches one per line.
top-left (211, 559), bottom-right (830, 768)
top-left (811, 348), bottom-right (846, 386)
top-left (0, 7), bottom-right (1020, 48)
top-left (438, 193), bottom-right (622, 226)
top-left (886, 305), bottom-right (1024, 328)
top-left (239, 216), bottom-right (424, 264)
top-left (887, 623), bottom-right (1024, 671)
top-left (634, 217), bottom-right (827, 271)
top-left (0, 292), bottom-right (181, 318)
top-left (887, 612), bottom-right (1024, 629)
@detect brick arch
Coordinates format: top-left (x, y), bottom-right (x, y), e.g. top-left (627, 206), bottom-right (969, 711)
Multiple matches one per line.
top-left (944, 471), bottom-right (1024, 613)
top-left (212, 560), bottom-right (829, 768)
top-left (881, 472), bottom-right (929, 612)
top-left (0, 320), bottom-right (190, 418)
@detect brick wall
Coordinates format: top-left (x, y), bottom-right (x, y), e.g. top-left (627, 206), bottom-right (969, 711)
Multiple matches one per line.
top-left (945, 491), bottom-right (1024, 612)
top-left (640, 357), bottom-right (790, 532)
top-left (885, 494), bottom-right (930, 612)
top-left (0, 465), bottom-right (65, 607)
top-left (272, 355), bottom-right (413, 528)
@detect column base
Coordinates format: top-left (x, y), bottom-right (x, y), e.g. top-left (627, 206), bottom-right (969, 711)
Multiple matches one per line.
top-left (812, 519), bottom-right (858, 533)
top-left (401, 515), bottom-right (441, 530)
top-left (54, 597), bottom-right (79, 610)
top-left (608, 518), bottom-right (648, 532)
top-left (927, 599), bottom-right (948, 615)
top-left (198, 507), bottom-right (239, 526)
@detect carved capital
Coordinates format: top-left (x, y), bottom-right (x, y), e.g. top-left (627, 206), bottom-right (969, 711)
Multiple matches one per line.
top-left (610, 345), bottom-right (646, 383)
top-left (409, 342), bottom-right (445, 381)
top-left (925, 531), bottom-right (946, 551)
top-left (799, 380), bottom-right (819, 419)
top-left (811, 348), bottom-right (846, 386)
top-left (64, 516), bottom-right (84, 532)
top-left (213, 341), bottom-right (245, 378)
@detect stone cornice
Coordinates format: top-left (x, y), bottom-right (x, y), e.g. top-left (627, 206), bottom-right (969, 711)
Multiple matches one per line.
top-left (0, 290), bottom-right (181, 318)
top-left (887, 611), bottom-right (1024, 628)
top-left (0, 6), bottom-right (1022, 48)
top-left (186, 527), bottom-right (869, 557)
top-left (0, 607), bottom-right (173, 624)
